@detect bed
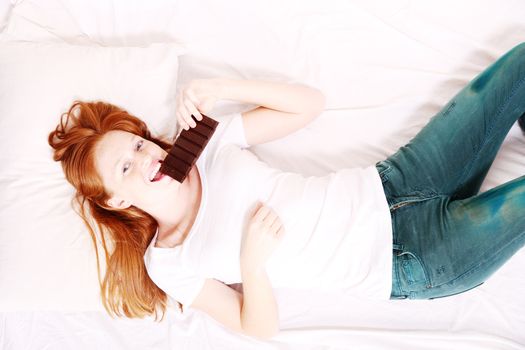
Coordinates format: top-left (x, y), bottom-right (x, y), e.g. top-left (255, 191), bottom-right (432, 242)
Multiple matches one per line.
top-left (1, 0), bottom-right (524, 349)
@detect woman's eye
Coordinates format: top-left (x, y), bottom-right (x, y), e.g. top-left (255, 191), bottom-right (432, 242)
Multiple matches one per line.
top-left (123, 141), bottom-right (143, 174)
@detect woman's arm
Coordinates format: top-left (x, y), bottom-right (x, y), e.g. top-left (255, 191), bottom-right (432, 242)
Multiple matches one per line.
top-left (190, 202), bottom-right (284, 340)
top-left (176, 78), bottom-right (325, 145)
top-left (190, 276), bottom-right (277, 339)
top-left (239, 262), bottom-right (279, 338)
top-left (238, 202), bottom-right (283, 337)
top-left (217, 78), bottom-right (325, 116)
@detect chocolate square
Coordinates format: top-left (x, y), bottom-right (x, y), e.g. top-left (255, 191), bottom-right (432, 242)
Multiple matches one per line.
top-left (159, 114), bottom-right (219, 183)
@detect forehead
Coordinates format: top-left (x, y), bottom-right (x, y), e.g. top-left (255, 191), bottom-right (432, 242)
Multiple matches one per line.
top-left (95, 130), bottom-right (135, 176)
top-left (99, 130), bottom-right (134, 149)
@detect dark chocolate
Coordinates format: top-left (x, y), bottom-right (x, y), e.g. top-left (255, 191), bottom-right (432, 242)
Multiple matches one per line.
top-left (159, 114), bottom-right (219, 183)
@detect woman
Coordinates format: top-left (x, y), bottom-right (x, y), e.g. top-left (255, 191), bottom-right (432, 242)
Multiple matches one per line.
top-left (48, 42), bottom-right (525, 340)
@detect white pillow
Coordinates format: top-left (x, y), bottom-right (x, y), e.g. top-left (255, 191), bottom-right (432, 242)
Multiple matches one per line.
top-left (0, 40), bottom-right (184, 311)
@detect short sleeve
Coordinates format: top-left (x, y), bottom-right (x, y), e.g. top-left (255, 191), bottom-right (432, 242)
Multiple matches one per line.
top-left (222, 112), bottom-right (250, 149)
top-left (144, 249), bottom-right (206, 307)
top-left (211, 112), bottom-right (250, 151)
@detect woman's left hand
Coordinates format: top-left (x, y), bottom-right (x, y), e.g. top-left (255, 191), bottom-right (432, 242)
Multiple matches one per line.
top-left (176, 78), bottom-right (222, 131)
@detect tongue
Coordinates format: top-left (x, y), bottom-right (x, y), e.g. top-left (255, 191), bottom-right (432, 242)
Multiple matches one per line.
top-left (152, 169), bottom-right (165, 182)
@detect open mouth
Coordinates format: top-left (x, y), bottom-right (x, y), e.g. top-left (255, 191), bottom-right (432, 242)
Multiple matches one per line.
top-left (149, 160), bottom-right (167, 182)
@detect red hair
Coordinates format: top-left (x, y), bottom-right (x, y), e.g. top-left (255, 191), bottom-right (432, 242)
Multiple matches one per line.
top-left (48, 101), bottom-right (177, 320)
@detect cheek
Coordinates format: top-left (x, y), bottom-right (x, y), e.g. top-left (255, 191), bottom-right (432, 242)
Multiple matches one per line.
top-left (131, 169), bottom-right (144, 183)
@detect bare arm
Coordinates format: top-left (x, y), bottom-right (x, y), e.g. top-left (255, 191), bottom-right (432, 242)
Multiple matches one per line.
top-left (190, 202), bottom-right (284, 339)
top-left (238, 202), bottom-right (283, 337)
top-left (239, 264), bottom-right (279, 338)
top-left (217, 78), bottom-right (325, 116)
top-left (176, 78), bottom-right (325, 145)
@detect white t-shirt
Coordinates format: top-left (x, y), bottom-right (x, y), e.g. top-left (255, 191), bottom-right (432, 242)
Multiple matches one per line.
top-left (143, 112), bottom-right (393, 307)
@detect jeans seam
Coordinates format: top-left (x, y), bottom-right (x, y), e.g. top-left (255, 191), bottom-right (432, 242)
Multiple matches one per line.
top-left (377, 161), bottom-right (393, 182)
top-left (378, 160), bottom-right (452, 205)
top-left (454, 74), bottom-right (525, 196)
top-left (393, 252), bottom-right (407, 298)
top-left (398, 251), bottom-right (432, 289)
top-left (428, 282), bottom-right (484, 300)
top-left (441, 100), bottom-right (456, 118)
top-left (429, 228), bottom-right (524, 291)
top-left (389, 193), bottom-right (442, 211)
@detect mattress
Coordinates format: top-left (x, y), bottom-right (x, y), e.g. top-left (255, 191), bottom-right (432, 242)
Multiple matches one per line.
top-left (1, 0), bottom-right (524, 349)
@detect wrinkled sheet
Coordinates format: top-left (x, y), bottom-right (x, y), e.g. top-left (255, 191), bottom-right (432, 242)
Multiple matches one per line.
top-left (1, 0), bottom-right (525, 349)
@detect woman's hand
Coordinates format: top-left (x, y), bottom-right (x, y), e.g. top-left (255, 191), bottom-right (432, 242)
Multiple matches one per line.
top-left (240, 202), bottom-right (285, 274)
top-left (176, 78), bottom-right (223, 131)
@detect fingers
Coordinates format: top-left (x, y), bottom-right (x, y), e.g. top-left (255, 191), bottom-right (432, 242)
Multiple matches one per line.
top-left (183, 98), bottom-right (203, 123)
top-left (253, 202), bottom-right (283, 236)
top-left (275, 225), bottom-right (285, 239)
top-left (252, 201), bottom-right (263, 215)
top-left (185, 90), bottom-right (204, 118)
top-left (176, 90), bottom-right (203, 131)
top-left (253, 202), bottom-right (272, 222)
top-left (269, 219), bottom-right (283, 237)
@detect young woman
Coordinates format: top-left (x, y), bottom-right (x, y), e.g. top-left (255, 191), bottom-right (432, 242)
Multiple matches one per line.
top-left (48, 42), bottom-right (525, 340)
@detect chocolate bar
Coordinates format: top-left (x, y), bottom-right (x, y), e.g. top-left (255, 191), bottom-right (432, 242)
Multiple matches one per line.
top-left (159, 114), bottom-right (219, 183)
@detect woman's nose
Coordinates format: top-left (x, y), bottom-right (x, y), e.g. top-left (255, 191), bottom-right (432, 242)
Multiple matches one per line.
top-left (139, 152), bottom-right (154, 175)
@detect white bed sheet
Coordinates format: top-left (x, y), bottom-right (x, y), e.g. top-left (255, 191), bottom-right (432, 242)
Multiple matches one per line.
top-left (1, 0), bottom-right (525, 349)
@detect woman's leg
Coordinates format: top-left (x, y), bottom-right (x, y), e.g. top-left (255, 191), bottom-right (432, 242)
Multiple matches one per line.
top-left (374, 42), bottom-right (525, 299)
top-left (389, 179), bottom-right (525, 299)
top-left (376, 42), bottom-right (525, 206)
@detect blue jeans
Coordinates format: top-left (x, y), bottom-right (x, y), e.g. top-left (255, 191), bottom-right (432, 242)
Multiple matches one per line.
top-left (374, 42), bottom-right (525, 299)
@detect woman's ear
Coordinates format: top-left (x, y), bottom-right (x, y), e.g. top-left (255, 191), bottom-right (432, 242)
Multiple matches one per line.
top-left (107, 196), bottom-right (132, 209)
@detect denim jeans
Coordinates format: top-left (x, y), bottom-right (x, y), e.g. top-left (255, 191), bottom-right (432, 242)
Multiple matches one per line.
top-left (374, 42), bottom-right (525, 299)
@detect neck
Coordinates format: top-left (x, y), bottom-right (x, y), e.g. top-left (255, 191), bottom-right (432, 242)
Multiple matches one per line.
top-left (152, 165), bottom-right (202, 239)
top-left (151, 203), bottom-right (187, 236)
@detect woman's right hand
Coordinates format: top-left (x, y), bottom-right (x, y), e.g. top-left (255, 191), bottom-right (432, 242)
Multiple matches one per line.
top-left (175, 78), bottom-right (222, 133)
top-left (240, 202), bottom-right (285, 273)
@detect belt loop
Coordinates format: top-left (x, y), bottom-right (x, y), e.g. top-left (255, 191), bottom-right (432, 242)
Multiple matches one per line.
top-left (393, 243), bottom-right (404, 252)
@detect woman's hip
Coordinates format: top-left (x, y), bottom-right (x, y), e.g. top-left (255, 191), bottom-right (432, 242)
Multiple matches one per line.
top-left (387, 188), bottom-right (525, 300)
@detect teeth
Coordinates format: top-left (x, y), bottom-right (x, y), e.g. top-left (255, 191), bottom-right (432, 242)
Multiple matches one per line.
top-left (149, 162), bottom-right (162, 181)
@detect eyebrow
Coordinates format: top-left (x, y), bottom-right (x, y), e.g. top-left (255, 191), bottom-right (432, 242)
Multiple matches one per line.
top-left (114, 135), bottom-right (136, 177)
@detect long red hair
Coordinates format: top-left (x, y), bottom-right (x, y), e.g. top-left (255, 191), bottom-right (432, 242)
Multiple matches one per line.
top-left (48, 101), bottom-right (177, 320)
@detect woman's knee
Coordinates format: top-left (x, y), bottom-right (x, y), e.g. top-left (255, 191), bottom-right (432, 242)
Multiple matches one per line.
top-left (510, 41), bottom-right (525, 56)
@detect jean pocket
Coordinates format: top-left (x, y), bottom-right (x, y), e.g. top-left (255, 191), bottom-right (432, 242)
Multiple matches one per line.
top-left (375, 160), bottom-right (393, 184)
top-left (397, 251), bottom-right (431, 289)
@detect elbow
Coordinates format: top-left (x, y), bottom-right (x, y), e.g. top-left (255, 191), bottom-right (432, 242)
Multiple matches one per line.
top-left (305, 88), bottom-right (326, 118)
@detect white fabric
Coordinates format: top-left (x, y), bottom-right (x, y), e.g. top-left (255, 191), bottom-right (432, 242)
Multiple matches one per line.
top-left (1, 0), bottom-right (525, 349)
top-left (0, 0), bottom-right (15, 33)
top-left (144, 112), bottom-right (393, 306)
top-left (0, 40), bottom-right (184, 311)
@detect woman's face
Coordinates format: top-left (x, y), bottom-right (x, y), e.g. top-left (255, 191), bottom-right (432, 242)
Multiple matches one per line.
top-left (94, 130), bottom-right (181, 212)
